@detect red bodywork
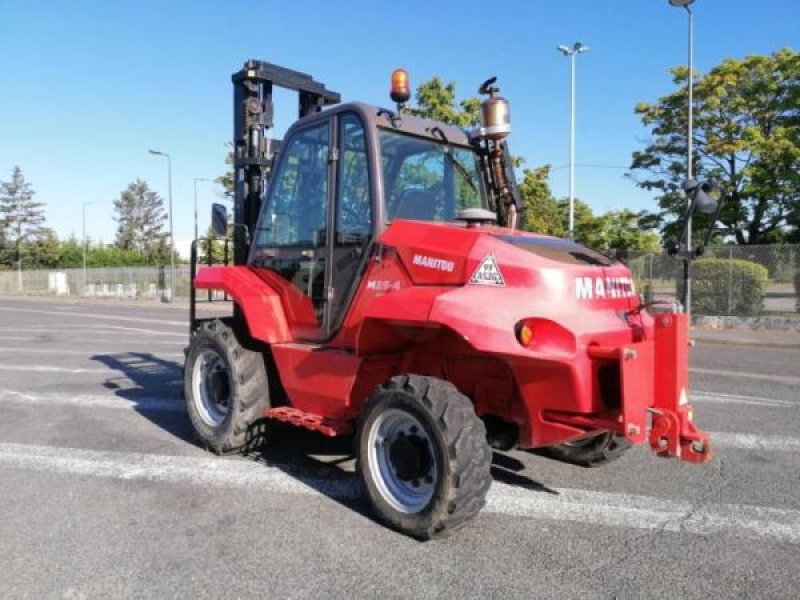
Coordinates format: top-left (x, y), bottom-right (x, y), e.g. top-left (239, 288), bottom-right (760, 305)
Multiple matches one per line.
top-left (195, 220), bottom-right (711, 462)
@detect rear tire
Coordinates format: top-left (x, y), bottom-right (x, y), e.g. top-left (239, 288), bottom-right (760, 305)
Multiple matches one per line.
top-left (357, 375), bottom-right (492, 540)
top-left (543, 431), bottom-right (630, 467)
top-left (184, 319), bottom-right (270, 454)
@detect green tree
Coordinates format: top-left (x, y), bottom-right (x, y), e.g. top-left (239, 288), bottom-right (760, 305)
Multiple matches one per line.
top-left (518, 166), bottom-right (564, 236)
top-left (0, 166), bottom-right (49, 270)
top-left (215, 143), bottom-right (235, 200)
top-left (410, 77), bottom-right (481, 127)
top-left (630, 48), bottom-right (800, 245)
top-left (112, 179), bottom-right (168, 259)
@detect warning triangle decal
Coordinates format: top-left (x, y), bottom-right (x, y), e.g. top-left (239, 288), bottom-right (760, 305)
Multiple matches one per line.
top-left (469, 254), bottom-right (505, 286)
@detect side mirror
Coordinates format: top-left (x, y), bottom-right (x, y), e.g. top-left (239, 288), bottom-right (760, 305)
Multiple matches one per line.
top-left (211, 203), bottom-right (228, 237)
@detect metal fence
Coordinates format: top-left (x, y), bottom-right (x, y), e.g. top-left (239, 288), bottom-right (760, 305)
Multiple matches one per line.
top-left (0, 266), bottom-right (194, 301)
top-left (1, 244), bottom-right (798, 317)
top-left (615, 244), bottom-right (799, 317)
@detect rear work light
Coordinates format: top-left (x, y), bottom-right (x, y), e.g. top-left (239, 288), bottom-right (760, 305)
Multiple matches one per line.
top-left (515, 322), bottom-right (534, 346)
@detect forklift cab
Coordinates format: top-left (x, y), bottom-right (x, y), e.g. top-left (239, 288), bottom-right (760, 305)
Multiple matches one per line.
top-left (247, 102), bottom-right (490, 341)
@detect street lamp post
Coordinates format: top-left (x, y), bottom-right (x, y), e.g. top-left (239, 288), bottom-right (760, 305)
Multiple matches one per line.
top-left (148, 149), bottom-right (175, 302)
top-left (668, 0), bottom-right (695, 320)
top-left (82, 201), bottom-right (95, 293)
top-left (557, 41), bottom-right (590, 240)
top-left (193, 178), bottom-right (211, 241)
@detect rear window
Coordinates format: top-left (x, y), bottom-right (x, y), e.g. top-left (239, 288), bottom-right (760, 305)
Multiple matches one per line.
top-left (495, 234), bottom-right (616, 266)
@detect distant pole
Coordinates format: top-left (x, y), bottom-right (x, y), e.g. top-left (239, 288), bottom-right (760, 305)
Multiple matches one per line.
top-left (82, 201), bottom-right (95, 292)
top-left (193, 178), bottom-right (211, 241)
top-left (149, 149), bottom-right (174, 302)
top-left (669, 0), bottom-right (695, 320)
top-left (557, 42), bottom-right (590, 239)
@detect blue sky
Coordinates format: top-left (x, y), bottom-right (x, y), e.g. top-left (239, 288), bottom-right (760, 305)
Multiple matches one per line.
top-left (1, 0), bottom-right (797, 256)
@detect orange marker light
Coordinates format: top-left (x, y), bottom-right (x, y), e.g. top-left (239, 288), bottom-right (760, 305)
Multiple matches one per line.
top-left (517, 323), bottom-right (534, 346)
top-left (390, 68), bottom-right (410, 104)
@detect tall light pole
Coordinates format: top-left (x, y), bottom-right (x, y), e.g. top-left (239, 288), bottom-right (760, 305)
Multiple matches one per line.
top-left (148, 149), bottom-right (174, 302)
top-left (82, 201), bottom-right (95, 292)
top-left (557, 41), bottom-right (590, 240)
top-left (193, 178), bottom-right (211, 241)
top-left (668, 0), bottom-right (695, 320)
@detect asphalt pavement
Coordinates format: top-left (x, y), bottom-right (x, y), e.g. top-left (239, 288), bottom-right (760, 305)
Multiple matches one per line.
top-left (0, 297), bottom-right (798, 599)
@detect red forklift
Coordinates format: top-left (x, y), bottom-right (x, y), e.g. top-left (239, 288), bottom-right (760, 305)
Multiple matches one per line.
top-left (185, 60), bottom-right (712, 539)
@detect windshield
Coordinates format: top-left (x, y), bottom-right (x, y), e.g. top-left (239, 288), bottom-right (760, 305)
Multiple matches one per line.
top-left (379, 129), bottom-right (488, 222)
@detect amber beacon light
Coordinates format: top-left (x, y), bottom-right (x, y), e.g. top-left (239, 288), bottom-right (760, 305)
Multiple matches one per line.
top-left (390, 68), bottom-right (411, 105)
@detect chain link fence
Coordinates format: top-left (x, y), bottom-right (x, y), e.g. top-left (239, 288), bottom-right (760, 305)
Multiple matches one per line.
top-left (1, 244), bottom-right (798, 317)
top-left (616, 244), bottom-right (799, 317)
top-left (0, 265), bottom-right (193, 301)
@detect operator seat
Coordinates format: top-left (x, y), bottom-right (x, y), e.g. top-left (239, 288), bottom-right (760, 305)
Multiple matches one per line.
top-left (393, 189), bottom-right (437, 221)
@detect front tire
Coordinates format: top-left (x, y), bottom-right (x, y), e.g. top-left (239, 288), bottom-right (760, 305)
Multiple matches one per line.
top-left (357, 375), bottom-right (492, 540)
top-left (184, 319), bottom-right (270, 454)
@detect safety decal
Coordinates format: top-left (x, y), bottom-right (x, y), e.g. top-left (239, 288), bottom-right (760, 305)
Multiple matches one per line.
top-left (469, 254), bottom-right (505, 287)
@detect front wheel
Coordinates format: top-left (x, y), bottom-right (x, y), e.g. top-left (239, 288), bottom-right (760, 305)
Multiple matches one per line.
top-left (357, 375), bottom-right (492, 540)
top-left (184, 319), bottom-right (270, 454)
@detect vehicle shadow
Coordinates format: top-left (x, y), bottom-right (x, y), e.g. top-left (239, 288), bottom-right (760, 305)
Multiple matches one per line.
top-left (90, 351), bottom-right (194, 443)
top-left (89, 351), bottom-right (559, 525)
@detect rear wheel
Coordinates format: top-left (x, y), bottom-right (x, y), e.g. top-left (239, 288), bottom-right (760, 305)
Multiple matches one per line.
top-left (184, 319), bottom-right (270, 454)
top-left (543, 431), bottom-right (630, 467)
top-left (357, 375), bottom-right (492, 540)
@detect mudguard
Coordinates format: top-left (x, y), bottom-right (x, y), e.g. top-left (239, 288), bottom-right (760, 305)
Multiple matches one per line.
top-left (194, 266), bottom-right (292, 344)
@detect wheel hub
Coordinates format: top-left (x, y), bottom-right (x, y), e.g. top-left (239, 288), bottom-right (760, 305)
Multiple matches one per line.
top-left (191, 348), bottom-right (232, 427)
top-left (367, 409), bottom-right (439, 513)
top-left (389, 432), bottom-right (433, 483)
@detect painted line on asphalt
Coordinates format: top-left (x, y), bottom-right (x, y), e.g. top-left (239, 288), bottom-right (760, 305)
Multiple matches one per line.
top-left (1, 390), bottom-right (799, 455)
top-left (690, 367), bottom-right (800, 386)
top-left (691, 392), bottom-right (798, 409)
top-left (0, 442), bottom-right (798, 544)
top-left (0, 336), bottom-right (182, 346)
top-left (0, 327), bottom-right (186, 338)
top-left (0, 306), bottom-right (185, 326)
top-left (0, 364), bottom-right (126, 375)
top-left (0, 389), bottom-right (184, 412)
top-left (0, 348), bottom-right (185, 359)
top-left (710, 432), bottom-right (800, 453)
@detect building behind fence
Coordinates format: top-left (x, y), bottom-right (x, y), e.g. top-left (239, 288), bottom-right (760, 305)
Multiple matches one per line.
top-left (1, 244), bottom-right (798, 317)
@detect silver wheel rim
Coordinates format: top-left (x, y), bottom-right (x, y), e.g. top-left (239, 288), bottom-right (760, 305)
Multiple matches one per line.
top-left (366, 408), bottom-right (438, 514)
top-left (191, 348), bottom-right (231, 427)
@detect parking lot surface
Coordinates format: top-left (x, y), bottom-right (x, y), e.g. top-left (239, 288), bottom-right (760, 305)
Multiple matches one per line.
top-left (0, 297), bottom-right (798, 599)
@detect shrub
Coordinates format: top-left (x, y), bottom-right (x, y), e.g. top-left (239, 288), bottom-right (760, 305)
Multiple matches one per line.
top-left (682, 258), bottom-right (768, 316)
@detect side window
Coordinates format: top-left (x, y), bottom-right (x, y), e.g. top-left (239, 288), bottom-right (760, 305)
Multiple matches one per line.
top-left (256, 122), bottom-right (330, 248)
top-left (336, 114), bottom-right (372, 244)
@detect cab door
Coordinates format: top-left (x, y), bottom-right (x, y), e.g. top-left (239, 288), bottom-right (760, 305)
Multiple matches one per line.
top-left (250, 120), bottom-right (333, 340)
top-left (329, 112), bottom-right (374, 330)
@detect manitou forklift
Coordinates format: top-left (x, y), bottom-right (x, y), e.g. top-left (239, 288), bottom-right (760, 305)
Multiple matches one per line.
top-left (185, 60), bottom-right (712, 539)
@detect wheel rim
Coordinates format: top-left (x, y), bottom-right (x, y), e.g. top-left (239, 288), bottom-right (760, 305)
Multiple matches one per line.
top-left (191, 348), bottom-right (231, 427)
top-left (367, 408), bottom-right (438, 514)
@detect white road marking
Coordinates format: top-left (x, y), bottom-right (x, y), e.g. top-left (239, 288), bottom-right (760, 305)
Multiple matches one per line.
top-left (0, 336), bottom-right (181, 346)
top-left (0, 389), bottom-right (185, 412)
top-left (0, 327), bottom-right (186, 338)
top-left (0, 347), bottom-right (184, 359)
top-left (0, 306), bottom-right (185, 326)
top-left (709, 432), bottom-right (800, 453)
top-left (0, 442), bottom-right (798, 544)
top-left (691, 392), bottom-right (798, 408)
top-left (690, 367), bottom-right (800, 386)
top-left (0, 364), bottom-right (117, 374)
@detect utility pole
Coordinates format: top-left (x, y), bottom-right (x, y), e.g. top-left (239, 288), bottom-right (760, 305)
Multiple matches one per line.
top-left (557, 41), bottom-right (590, 239)
top-left (193, 178), bottom-right (211, 241)
top-left (669, 0), bottom-right (696, 321)
top-left (148, 149), bottom-right (175, 302)
top-left (82, 201), bottom-right (95, 293)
